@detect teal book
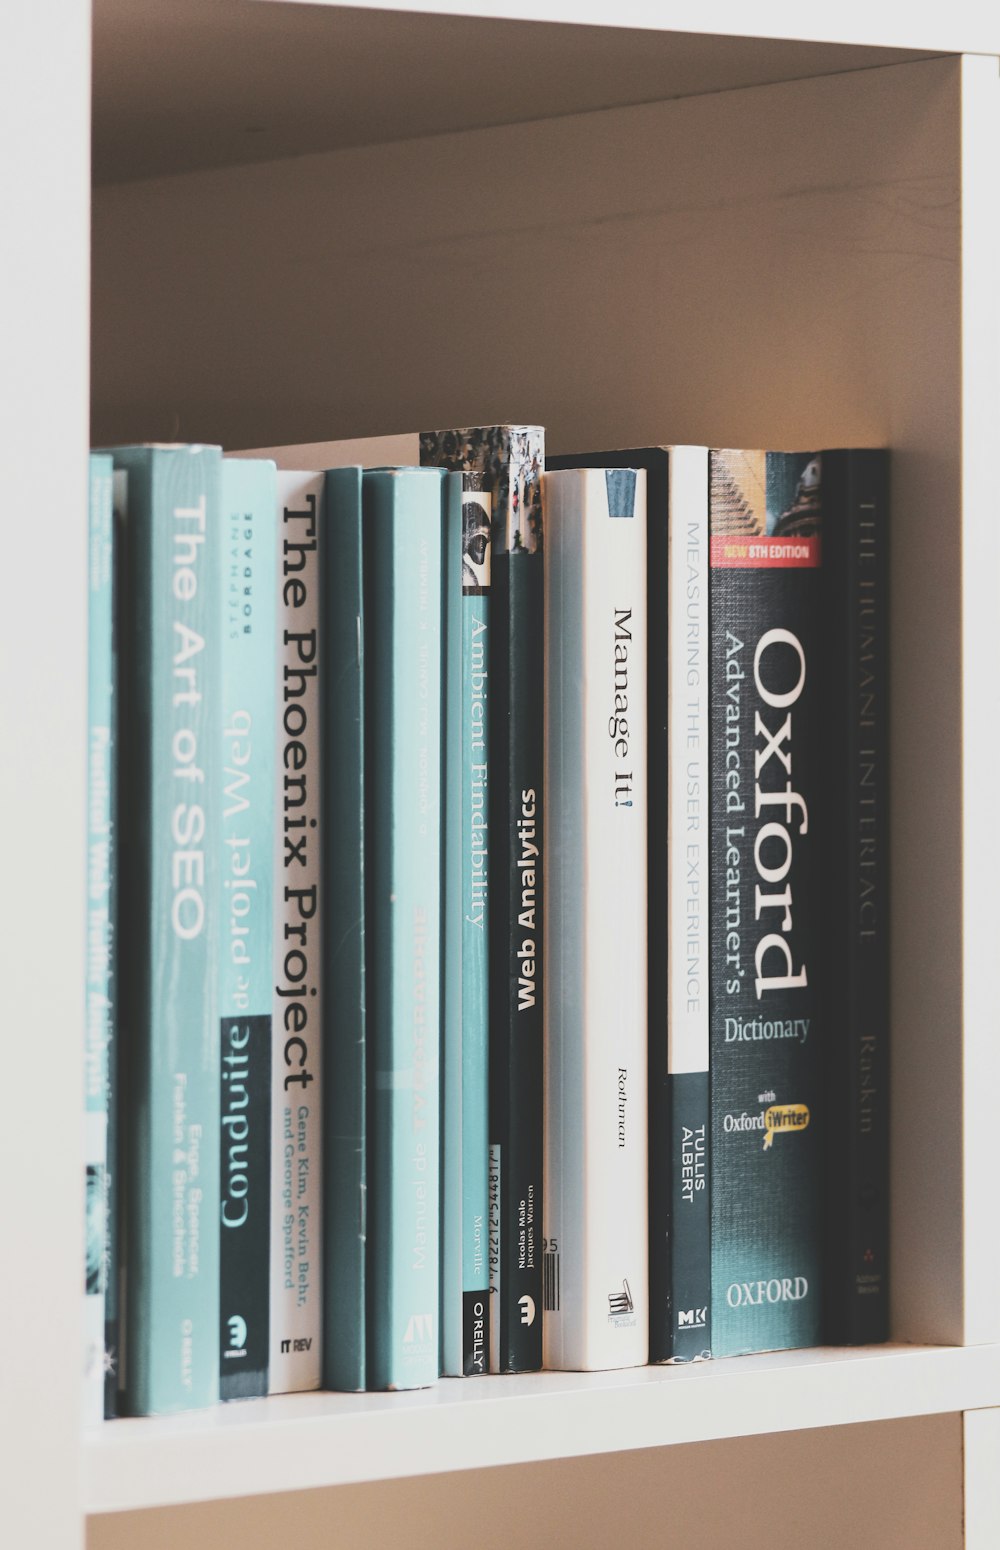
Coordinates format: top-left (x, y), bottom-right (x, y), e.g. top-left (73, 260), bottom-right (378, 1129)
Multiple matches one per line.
top-left (441, 471), bottom-right (492, 1376)
top-left (218, 458), bottom-right (277, 1399)
top-left (112, 443), bottom-right (223, 1415)
top-left (85, 452), bottom-right (116, 1423)
top-left (321, 466), bottom-right (367, 1392)
top-left (365, 466), bottom-right (445, 1391)
top-left (420, 427), bottom-right (544, 1375)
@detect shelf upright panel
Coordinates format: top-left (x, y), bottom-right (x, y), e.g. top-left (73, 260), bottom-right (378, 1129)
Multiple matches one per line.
top-left (0, 2), bottom-right (91, 1549)
top-left (959, 50), bottom-right (1000, 1349)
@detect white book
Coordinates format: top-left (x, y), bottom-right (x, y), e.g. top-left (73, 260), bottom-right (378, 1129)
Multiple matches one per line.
top-left (542, 466), bottom-right (648, 1372)
top-left (270, 470), bottom-right (324, 1392)
top-left (232, 433), bottom-right (416, 468)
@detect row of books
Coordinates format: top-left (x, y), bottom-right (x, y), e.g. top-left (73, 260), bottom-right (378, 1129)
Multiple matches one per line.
top-left (84, 425), bottom-right (888, 1420)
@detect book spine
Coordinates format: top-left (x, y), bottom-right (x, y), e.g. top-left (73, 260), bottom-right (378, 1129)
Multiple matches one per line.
top-left (441, 472), bottom-right (464, 1378)
top-left (420, 425), bottom-right (545, 1374)
top-left (709, 449), bottom-right (824, 1358)
top-left (460, 475), bottom-right (492, 1377)
top-left (365, 468), bottom-right (443, 1391)
top-left (543, 467), bottom-right (648, 1371)
top-left (665, 448), bottom-right (711, 1360)
top-left (321, 467), bottom-right (367, 1392)
top-left (115, 444), bottom-right (222, 1415)
top-left (270, 472), bottom-right (324, 1393)
top-left (85, 453), bottom-right (115, 1423)
top-left (822, 450), bottom-right (890, 1344)
top-left (218, 459), bottom-right (277, 1399)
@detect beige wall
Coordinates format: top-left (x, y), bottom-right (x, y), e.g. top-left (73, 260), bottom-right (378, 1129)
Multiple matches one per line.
top-left (89, 1413), bottom-right (963, 1550)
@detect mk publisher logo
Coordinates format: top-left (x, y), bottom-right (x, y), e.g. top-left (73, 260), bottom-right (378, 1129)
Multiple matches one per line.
top-left (403, 1313), bottom-right (435, 1345)
top-left (678, 1307), bottom-right (708, 1330)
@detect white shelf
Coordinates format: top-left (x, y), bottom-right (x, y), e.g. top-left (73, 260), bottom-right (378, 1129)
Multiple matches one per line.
top-left (85, 1344), bottom-right (1000, 1514)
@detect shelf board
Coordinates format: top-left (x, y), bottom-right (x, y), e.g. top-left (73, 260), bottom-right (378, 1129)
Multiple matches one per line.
top-left (85, 1343), bottom-right (1000, 1514)
top-left (94, 0), bottom-right (939, 185)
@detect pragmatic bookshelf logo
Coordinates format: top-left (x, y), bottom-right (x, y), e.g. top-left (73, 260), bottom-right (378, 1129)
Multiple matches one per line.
top-left (608, 1281), bottom-right (634, 1319)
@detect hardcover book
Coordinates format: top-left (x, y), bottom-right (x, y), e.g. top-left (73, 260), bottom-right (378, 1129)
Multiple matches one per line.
top-left (821, 450), bottom-right (890, 1345)
top-left (218, 458), bottom-right (277, 1400)
top-left (111, 442), bottom-right (223, 1415)
top-left (709, 448), bottom-right (824, 1358)
top-left (364, 467), bottom-right (446, 1391)
top-left (270, 470), bottom-right (324, 1393)
top-left (321, 467), bottom-right (367, 1392)
top-left (548, 444), bottom-right (711, 1364)
top-left (85, 452), bottom-right (116, 1423)
top-left (542, 466), bottom-right (649, 1371)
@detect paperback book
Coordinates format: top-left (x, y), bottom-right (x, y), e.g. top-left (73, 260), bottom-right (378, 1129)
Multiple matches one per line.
top-left (218, 457), bottom-right (277, 1399)
top-left (364, 466), bottom-right (446, 1390)
top-left (270, 470), bottom-right (324, 1393)
top-left (111, 442), bottom-right (223, 1415)
top-left (542, 466), bottom-right (648, 1371)
top-left (85, 452), bottom-right (116, 1423)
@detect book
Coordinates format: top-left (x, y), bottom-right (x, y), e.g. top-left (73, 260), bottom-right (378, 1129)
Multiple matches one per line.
top-left (708, 448), bottom-right (824, 1358)
top-left (421, 427), bottom-right (545, 1376)
top-left (321, 467), bottom-right (367, 1392)
top-left (85, 452), bottom-right (117, 1423)
top-left (364, 467), bottom-right (446, 1391)
top-left (441, 470), bottom-right (492, 1377)
top-left (542, 466), bottom-right (649, 1371)
top-left (110, 443), bottom-right (222, 1415)
top-left (270, 470), bottom-right (324, 1393)
top-left (821, 450), bottom-right (890, 1345)
top-left (548, 443), bottom-right (712, 1363)
top-left (218, 457), bottom-right (277, 1400)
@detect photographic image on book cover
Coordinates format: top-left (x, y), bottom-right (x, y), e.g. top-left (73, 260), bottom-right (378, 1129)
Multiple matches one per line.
top-left (711, 451), bottom-right (822, 569)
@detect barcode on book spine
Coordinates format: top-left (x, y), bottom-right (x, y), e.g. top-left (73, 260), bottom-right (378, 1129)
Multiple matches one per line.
top-left (543, 1250), bottom-right (560, 1313)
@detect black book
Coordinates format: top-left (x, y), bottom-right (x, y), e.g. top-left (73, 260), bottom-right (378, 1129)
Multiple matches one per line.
top-left (821, 449), bottom-right (890, 1345)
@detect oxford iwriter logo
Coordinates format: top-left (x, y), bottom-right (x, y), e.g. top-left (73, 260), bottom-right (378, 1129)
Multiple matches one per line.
top-left (608, 1280), bottom-right (634, 1319)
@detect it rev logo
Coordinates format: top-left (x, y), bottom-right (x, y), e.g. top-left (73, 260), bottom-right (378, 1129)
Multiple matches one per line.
top-left (518, 1295), bottom-right (536, 1327)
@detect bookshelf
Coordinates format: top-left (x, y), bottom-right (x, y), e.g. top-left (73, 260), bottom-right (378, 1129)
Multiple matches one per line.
top-left (4, 3), bottom-right (998, 1546)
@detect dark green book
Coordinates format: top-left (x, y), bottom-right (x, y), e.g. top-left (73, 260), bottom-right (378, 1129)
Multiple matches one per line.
top-left (709, 448), bottom-right (824, 1357)
top-left (821, 449), bottom-right (890, 1345)
top-left (110, 443), bottom-right (223, 1414)
top-left (322, 467), bottom-right (367, 1391)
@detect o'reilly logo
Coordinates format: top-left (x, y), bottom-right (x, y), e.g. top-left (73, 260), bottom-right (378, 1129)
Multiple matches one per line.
top-left (678, 1306), bottom-right (707, 1330)
top-left (726, 1276), bottom-right (808, 1308)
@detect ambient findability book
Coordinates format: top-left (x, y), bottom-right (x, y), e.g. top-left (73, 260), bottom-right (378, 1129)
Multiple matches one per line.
top-left (709, 448), bottom-right (824, 1358)
top-left (111, 442), bottom-right (222, 1415)
top-left (548, 443), bottom-right (712, 1364)
top-left (321, 466), bottom-right (367, 1392)
top-left (270, 470), bottom-right (324, 1393)
top-left (364, 467), bottom-right (446, 1391)
top-left (542, 466), bottom-right (648, 1371)
top-left (441, 470), bottom-right (492, 1377)
top-left (218, 458), bottom-right (277, 1400)
top-left (85, 452), bottom-right (116, 1423)
top-left (821, 449), bottom-right (890, 1346)
top-left (421, 427), bottom-right (545, 1376)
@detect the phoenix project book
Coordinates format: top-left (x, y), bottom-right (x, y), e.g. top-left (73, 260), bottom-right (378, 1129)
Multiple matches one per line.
top-left (218, 458), bottom-right (277, 1399)
top-left (270, 470), bottom-right (324, 1393)
top-left (542, 466), bottom-right (649, 1371)
top-left (111, 443), bottom-right (222, 1415)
